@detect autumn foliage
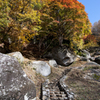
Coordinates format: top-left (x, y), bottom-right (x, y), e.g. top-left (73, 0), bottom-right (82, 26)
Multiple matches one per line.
top-left (83, 34), bottom-right (97, 48)
top-left (0, 0), bottom-right (93, 52)
top-left (84, 34), bottom-right (96, 43)
top-left (39, 0), bottom-right (92, 51)
top-left (0, 0), bottom-right (41, 51)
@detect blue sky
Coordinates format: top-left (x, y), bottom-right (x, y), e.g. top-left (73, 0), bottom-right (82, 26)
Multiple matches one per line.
top-left (78, 0), bottom-right (100, 25)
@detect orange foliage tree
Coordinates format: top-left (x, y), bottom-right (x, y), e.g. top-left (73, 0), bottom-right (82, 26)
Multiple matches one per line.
top-left (39, 0), bottom-right (92, 51)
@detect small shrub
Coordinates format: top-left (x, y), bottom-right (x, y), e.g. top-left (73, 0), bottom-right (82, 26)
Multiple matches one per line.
top-left (83, 34), bottom-right (98, 49)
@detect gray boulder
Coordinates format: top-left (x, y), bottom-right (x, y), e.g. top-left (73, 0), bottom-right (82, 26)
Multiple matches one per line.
top-left (51, 46), bottom-right (76, 66)
top-left (0, 53), bottom-right (36, 100)
top-left (82, 50), bottom-right (91, 59)
top-left (49, 60), bottom-right (58, 67)
top-left (32, 61), bottom-right (51, 76)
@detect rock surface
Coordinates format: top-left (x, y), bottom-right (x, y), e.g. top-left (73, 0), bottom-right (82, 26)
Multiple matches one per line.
top-left (52, 46), bottom-right (76, 66)
top-left (77, 50), bottom-right (95, 62)
top-left (32, 61), bottom-right (51, 76)
top-left (0, 53), bottom-right (36, 100)
top-left (82, 50), bottom-right (91, 59)
top-left (8, 51), bottom-right (24, 62)
top-left (49, 60), bottom-right (58, 67)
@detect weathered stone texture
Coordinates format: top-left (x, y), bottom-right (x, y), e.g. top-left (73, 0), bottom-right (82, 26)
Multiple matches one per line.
top-left (0, 53), bottom-right (36, 100)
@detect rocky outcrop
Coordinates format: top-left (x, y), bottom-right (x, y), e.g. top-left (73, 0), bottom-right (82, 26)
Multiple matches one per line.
top-left (51, 46), bottom-right (76, 66)
top-left (77, 50), bottom-right (95, 62)
top-left (0, 53), bottom-right (36, 100)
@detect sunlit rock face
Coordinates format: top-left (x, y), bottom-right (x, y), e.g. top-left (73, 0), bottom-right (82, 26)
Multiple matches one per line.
top-left (52, 46), bottom-right (76, 66)
top-left (0, 53), bottom-right (36, 100)
top-left (32, 61), bottom-right (51, 76)
top-left (8, 51), bottom-right (24, 63)
top-left (49, 60), bottom-right (58, 67)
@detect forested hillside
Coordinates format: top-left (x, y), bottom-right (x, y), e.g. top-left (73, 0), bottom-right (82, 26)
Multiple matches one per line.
top-left (0, 0), bottom-right (96, 54)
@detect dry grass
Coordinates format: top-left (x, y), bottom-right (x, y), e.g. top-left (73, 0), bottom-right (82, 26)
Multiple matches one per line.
top-left (69, 61), bottom-right (87, 67)
top-left (22, 58), bottom-right (45, 99)
top-left (65, 69), bottom-right (100, 100)
top-left (47, 66), bottom-right (65, 82)
top-left (22, 57), bottom-right (66, 99)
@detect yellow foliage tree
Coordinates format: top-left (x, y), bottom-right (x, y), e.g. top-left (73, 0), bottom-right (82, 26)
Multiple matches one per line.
top-left (0, 0), bottom-right (41, 51)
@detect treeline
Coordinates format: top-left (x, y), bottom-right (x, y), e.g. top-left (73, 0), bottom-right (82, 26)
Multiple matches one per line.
top-left (92, 20), bottom-right (100, 44)
top-left (0, 0), bottom-right (97, 53)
